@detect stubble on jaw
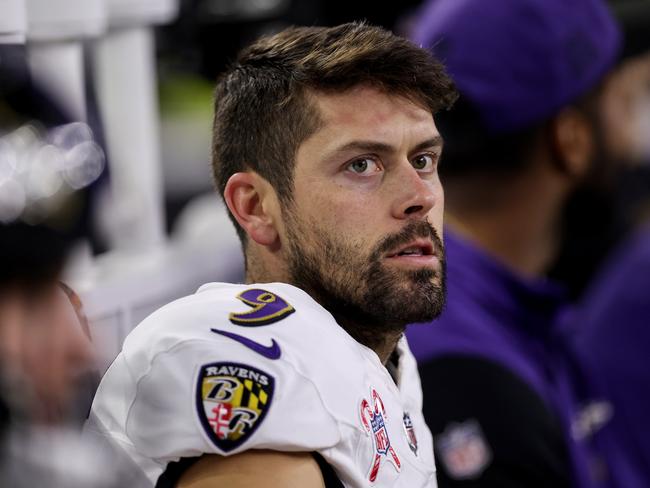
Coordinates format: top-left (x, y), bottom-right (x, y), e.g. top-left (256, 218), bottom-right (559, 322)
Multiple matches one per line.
top-left (284, 216), bottom-right (446, 356)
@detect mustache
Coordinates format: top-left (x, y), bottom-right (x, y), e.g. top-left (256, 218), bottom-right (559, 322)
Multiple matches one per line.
top-left (375, 220), bottom-right (444, 257)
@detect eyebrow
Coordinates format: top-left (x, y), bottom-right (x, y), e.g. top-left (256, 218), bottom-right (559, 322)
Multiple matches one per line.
top-left (329, 136), bottom-right (444, 157)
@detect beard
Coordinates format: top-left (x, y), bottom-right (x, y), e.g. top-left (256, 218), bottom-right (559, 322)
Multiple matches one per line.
top-left (547, 112), bottom-right (637, 299)
top-left (284, 215), bottom-right (446, 343)
top-left (549, 163), bottom-right (650, 299)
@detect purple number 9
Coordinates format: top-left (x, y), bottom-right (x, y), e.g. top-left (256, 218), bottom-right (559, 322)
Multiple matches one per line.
top-left (229, 289), bottom-right (295, 326)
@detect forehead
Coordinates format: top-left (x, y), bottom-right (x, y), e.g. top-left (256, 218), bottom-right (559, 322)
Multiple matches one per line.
top-left (302, 85), bottom-right (438, 153)
top-left (316, 84), bottom-right (433, 128)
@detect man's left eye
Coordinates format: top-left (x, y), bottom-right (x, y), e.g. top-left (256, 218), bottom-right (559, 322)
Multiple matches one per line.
top-left (411, 154), bottom-right (436, 171)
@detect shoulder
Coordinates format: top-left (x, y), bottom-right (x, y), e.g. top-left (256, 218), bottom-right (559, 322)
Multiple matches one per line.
top-left (419, 356), bottom-right (560, 430)
top-left (407, 305), bottom-right (550, 400)
top-left (112, 282), bottom-right (353, 379)
top-left (122, 282), bottom-right (313, 345)
top-left (406, 308), bottom-right (526, 376)
top-left (118, 282), bottom-right (367, 394)
top-left (418, 355), bottom-right (571, 486)
top-left (89, 282), bottom-right (370, 483)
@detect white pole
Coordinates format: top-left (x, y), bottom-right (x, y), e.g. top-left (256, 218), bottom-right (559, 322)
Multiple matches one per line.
top-left (26, 41), bottom-right (86, 120)
top-left (92, 26), bottom-right (166, 251)
top-left (24, 0), bottom-right (106, 121)
top-left (24, 0), bottom-right (107, 279)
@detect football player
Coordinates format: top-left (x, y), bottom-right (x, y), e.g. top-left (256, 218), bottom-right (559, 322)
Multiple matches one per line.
top-left (86, 22), bottom-right (457, 487)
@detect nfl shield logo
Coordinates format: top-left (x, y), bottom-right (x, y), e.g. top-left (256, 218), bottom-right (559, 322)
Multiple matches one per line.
top-left (360, 388), bottom-right (401, 483)
top-left (436, 419), bottom-right (492, 479)
top-left (402, 413), bottom-right (418, 456)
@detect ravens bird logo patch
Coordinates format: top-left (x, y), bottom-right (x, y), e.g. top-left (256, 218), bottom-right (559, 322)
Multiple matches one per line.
top-left (196, 362), bottom-right (274, 452)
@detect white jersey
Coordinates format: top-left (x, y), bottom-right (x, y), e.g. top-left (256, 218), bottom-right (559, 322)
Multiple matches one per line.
top-left (86, 282), bottom-right (437, 487)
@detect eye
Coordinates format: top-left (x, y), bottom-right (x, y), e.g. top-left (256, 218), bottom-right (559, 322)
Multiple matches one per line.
top-left (346, 157), bottom-right (381, 176)
top-left (411, 153), bottom-right (437, 172)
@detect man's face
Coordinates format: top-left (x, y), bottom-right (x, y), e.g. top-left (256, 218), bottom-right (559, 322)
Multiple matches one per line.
top-left (550, 53), bottom-right (650, 296)
top-left (24, 286), bottom-right (95, 421)
top-left (600, 52), bottom-right (650, 165)
top-left (0, 284), bottom-right (95, 423)
top-left (280, 85), bottom-right (445, 329)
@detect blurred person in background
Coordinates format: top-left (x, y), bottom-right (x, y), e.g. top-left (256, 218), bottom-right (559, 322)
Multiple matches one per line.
top-left (0, 45), bottom-right (130, 487)
top-left (562, 1), bottom-right (650, 485)
top-left (0, 226), bottom-right (103, 486)
top-left (0, 227), bottom-right (92, 425)
top-left (405, 0), bottom-right (626, 486)
top-left (567, 219), bottom-right (650, 487)
top-left (549, 0), bottom-right (650, 297)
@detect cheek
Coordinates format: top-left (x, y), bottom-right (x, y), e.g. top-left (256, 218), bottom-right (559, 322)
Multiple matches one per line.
top-left (326, 194), bottom-right (382, 243)
top-left (435, 182), bottom-right (445, 218)
top-left (297, 199), bottom-right (379, 263)
top-left (430, 173), bottom-right (445, 209)
top-left (426, 177), bottom-right (445, 227)
top-left (297, 181), bottom-right (375, 230)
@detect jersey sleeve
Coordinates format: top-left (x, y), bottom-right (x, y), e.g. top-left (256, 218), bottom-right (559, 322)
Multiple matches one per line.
top-left (135, 337), bottom-right (340, 456)
top-left (419, 355), bottom-right (572, 488)
top-left (89, 328), bottom-right (342, 486)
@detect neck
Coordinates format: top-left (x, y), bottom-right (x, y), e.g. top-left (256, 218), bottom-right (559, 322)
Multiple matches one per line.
top-left (335, 315), bottom-right (404, 365)
top-left (302, 282), bottom-right (405, 365)
top-left (245, 247), bottom-right (289, 284)
top-left (445, 163), bottom-right (570, 277)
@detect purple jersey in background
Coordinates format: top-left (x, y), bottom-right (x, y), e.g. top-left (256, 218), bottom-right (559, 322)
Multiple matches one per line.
top-left (564, 225), bottom-right (650, 487)
top-left (407, 230), bottom-right (608, 487)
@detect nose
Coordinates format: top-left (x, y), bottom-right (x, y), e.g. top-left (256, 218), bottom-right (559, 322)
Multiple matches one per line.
top-left (390, 163), bottom-right (440, 220)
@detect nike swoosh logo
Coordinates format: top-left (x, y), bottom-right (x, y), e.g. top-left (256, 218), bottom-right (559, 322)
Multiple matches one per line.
top-left (210, 328), bottom-right (281, 360)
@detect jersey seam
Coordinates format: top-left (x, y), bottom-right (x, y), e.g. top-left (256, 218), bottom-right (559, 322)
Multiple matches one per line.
top-left (280, 354), bottom-right (348, 441)
top-left (123, 337), bottom-right (230, 442)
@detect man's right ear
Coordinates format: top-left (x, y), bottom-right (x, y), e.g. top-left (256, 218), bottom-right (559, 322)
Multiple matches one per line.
top-left (547, 106), bottom-right (594, 181)
top-left (224, 172), bottom-right (279, 246)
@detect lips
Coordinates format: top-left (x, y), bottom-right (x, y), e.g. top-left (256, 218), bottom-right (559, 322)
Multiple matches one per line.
top-left (386, 239), bottom-right (435, 258)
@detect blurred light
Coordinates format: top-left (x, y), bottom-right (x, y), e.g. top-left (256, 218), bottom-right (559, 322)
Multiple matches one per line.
top-left (28, 144), bottom-right (65, 199)
top-left (49, 121), bottom-right (94, 150)
top-left (0, 179), bottom-right (26, 223)
top-left (0, 138), bottom-right (18, 182)
top-left (10, 123), bottom-right (41, 155)
top-left (0, 122), bottom-right (105, 224)
top-left (63, 141), bottom-right (105, 190)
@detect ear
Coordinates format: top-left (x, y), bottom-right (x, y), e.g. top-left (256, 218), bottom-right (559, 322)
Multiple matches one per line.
top-left (549, 107), bottom-right (594, 180)
top-left (224, 172), bottom-right (279, 247)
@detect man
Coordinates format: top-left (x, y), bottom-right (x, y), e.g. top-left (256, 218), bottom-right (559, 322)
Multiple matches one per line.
top-left (0, 50), bottom-right (119, 487)
top-left (405, 0), bottom-right (623, 486)
top-left (0, 44), bottom-right (98, 432)
top-left (549, 0), bottom-right (650, 296)
top-left (86, 23), bottom-right (457, 487)
top-left (567, 225), bottom-right (650, 487)
top-left (564, 2), bottom-right (650, 485)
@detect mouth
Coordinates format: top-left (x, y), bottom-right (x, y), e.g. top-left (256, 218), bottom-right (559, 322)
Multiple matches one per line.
top-left (385, 239), bottom-right (438, 266)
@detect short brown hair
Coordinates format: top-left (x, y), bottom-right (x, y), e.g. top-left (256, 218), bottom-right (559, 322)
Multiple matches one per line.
top-left (212, 22), bottom-right (457, 242)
